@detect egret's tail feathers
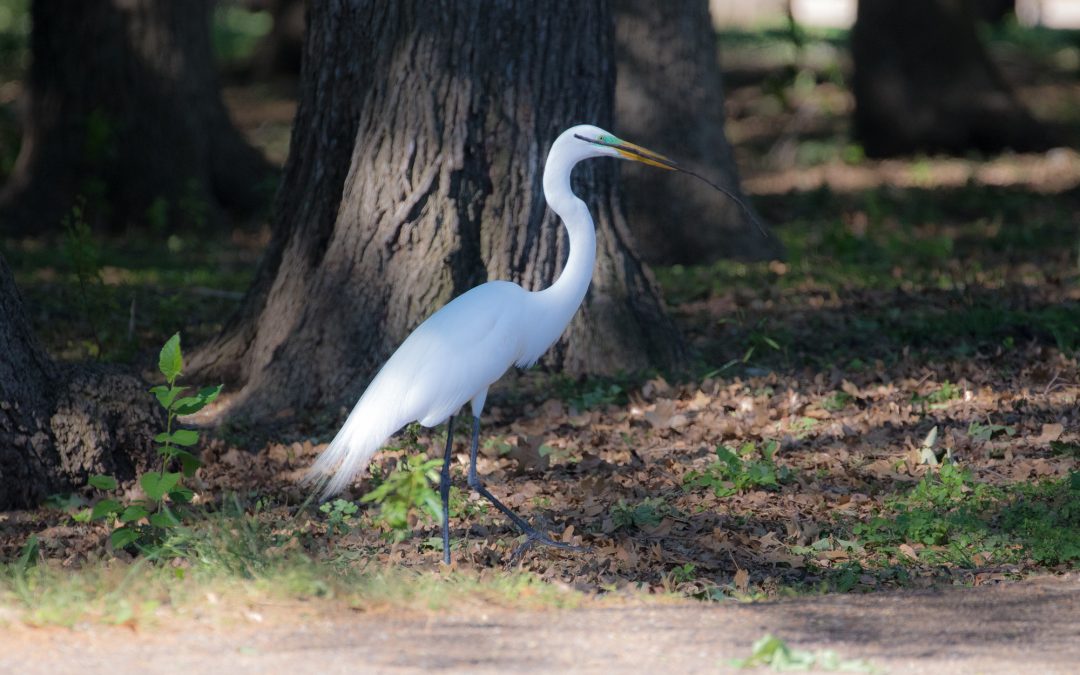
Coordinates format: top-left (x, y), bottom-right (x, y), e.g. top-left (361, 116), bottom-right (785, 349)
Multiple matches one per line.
top-left (304, 399), bottom-right (400, 500)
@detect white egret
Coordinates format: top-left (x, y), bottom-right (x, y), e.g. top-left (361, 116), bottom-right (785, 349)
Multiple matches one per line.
top-left (307, 124), bottom-right (759, 563)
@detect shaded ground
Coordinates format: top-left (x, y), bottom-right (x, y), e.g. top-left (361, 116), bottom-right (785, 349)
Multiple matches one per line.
top-left (1, 574), bottom-right (1077, 674)
top-left (0, 19), bottom-right (1078, 672)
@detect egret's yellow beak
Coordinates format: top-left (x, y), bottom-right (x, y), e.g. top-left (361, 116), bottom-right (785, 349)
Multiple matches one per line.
top-left (575, 133), bottom-right (678, 170)
top-left (574, 130), bottom-right (770, 238)
top-left (612, 140), bottom-right (678, 170)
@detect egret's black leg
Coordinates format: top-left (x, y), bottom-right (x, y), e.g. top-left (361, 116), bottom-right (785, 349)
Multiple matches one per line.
top-left (465, 415), bottom-right (585, 559)
top-left (440, 414), bottom-right (456, 565)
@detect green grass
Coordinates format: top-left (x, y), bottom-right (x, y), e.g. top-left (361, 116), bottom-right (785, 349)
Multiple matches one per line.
top-left (657, 182), bottom-right (1079, 299)
top-left (0, 495), bottom-right (585, 627)
top-left (847, 466), bottom-right (1080, 569)
top-left (683, 441), bottom-right (794, 498)
top-left (3, 233), bottom-right (256, 361)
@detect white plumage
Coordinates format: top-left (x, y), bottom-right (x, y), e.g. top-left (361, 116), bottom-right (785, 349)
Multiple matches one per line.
top-left (307, 282), bottom-right (533, 497)
top-left (306, 125), bottom-right (688, 561)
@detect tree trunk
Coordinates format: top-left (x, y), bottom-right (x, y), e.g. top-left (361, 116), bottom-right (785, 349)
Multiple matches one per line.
top-left (613, 0), bottom-right (780, 264)
top-left (852, 0), bottom-right (1052, 157)
top-left (0, 0), bottom-right (273, 235)
top-left (0, 254), bottom-right (159, 509)
top-left (190, 0), bottom-right (688, 422)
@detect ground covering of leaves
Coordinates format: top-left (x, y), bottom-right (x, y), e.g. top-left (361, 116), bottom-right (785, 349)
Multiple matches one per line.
top-left (2, 24), bottom-right (1078, 603)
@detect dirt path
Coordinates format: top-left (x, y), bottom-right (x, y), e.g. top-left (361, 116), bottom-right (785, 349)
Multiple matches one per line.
top-left (2, 574), bottom-right (1077, 674)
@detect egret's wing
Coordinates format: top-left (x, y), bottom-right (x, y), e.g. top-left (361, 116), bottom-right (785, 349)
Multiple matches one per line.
top-left (306, 282), bottom-right (526, 496)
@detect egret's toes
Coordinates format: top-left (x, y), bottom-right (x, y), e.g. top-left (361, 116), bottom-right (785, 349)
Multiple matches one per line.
top-left (509, 530), bottom-right (590, 563)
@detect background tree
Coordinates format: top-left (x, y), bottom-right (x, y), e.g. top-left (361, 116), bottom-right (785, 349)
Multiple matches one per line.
top-left (223, 0), bottom-right (778, 265)
top-left (244, 0), bottom-right (306, 80)
top-left (0, 253), bottom-right (158, 509)
top-left (852, 0), bottom-right (1051, 156)
top-left (613, 0), bottom-right (780, 264)
top-left (190, 0), bottom-right (688, 421)
top-left (0, 0), bottom-right (272, 234)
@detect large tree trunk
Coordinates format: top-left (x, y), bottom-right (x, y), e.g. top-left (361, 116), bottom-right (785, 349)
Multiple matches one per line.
top-left (0, 254), bottom-right (159, 509)
top-left (190, 0), bottom-right (688, 422)
top-left (613, 0), bottom-right (780, 264)
top-left (0, 0), bottom-right (272, 235)
top-left (852, 0), bottom-right (1052, 157)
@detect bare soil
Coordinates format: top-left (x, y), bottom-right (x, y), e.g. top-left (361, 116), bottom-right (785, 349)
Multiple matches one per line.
top-left (1, 574), bottom-right (1077, 674)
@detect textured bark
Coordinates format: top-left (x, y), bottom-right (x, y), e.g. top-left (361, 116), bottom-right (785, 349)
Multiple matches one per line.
top-left (0, 254), bottom-right (158, 509)
top-left (190, 0), bottom-right (688, 421)
top-left (0, 0), bottom-right (272, 234)
top-left (614, 0), bottom-right (780, 264)
top-left (852, 0), bottom-right (1052, 157)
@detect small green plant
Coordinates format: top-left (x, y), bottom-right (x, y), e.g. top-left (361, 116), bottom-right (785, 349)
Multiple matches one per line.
top-left (791, 416), bottom-right (819, 439)
top-left (1051, 441), bottom-right (1080, 458)
top-left (611, 497), bottom-right (668, 531)
top-left (684, 441), bottom-right (793, 498)
top-left (61, 197), bottom-right (106, 357)
top-left (851, 465), bottom-right (1080, 568)
top-left (145, 196), bottom-right (169, 232)
top-left (911, 381), bottom-right (962, 410)
top-left (555, 377), bottom-right (628, 411)
top-left (179, 177), bottom-right (209, 229)
top-left (361, 454), bottom-right (443, 541)
top-left (967, 420), bottom-right (1014, 443)
top-left (319, 498), bottom-right (359, 536)
top-left (669, 562), bottom-right (697, 584)
top-left (821, 391), bottom-right (853, 412)
top-left (448, 485), bottom-right (489, 520)
top-left (85, 333), bottom-right (222, 550)
top-left (730, 633), bottom-right (876, 671)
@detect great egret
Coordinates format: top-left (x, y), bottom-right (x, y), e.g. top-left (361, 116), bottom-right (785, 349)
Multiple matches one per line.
top-left (307, 124), bottom-right (758, 563)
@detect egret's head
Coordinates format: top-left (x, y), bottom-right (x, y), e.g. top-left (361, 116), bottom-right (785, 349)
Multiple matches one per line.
top-left (552, 124), bottom-right (768, 238)
top-left (563, 124), bottom-right (678, 170)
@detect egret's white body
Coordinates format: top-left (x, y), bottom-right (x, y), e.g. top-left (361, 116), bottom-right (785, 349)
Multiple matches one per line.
top-left (308, 125), bottom-right (611, 497)
top-left (307, 124), bottom-right (699, 560)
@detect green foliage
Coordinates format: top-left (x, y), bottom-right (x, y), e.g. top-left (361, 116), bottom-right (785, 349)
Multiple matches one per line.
top-left (821, 391), bottom-right (853, 412)
top-left (61, 198), bottom-right (110, 357)
top-left (911, 381), bottom-right (962, 410)
top-left (966, 420), bottom-right (1014, 443)
top-left (852, 466), bottom-right (1080, 567)
top-left (178, 177), bottom-right (210, 230)
top-left (212, 4), bottom-right (273, 63)
top-left (85, 333), bottom-right (222, 552)
top-left (683, 441), bottom-right (794, 498)
top-left (554, 376), bottom-right (629, 411)
top-left (997, 473), bottom-right (1080, 565)
top-left (611, 497), bottom-right (669, 531)
top-left (730, 633), bottom-right (876, 672)
top-left (319, 499), bottom-right (359, 536)
top-left (361, 455), bottom-right (443, 540)
top-left (669, 562), bottom-right (697, 584)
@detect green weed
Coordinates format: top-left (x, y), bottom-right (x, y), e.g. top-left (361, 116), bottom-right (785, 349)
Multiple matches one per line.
top-left (683, 441), bottom-right (794, 498)
top-left (362, 454), bottom-right (443, 541)
top-left (611, 497), bottom-right (669, 531)
top-left (911, 381), bottom-right (962, 410)
top-left (851, 465), bottom-right (1080, 568)
top-left (553, 376), bottom-right (629, 411)
top-left (84, 333), bottom-right (222, 551)
top-left (967, 420), bottom-right (1015, 443)
top-left (821, 391), bottom-right (854, 412)
top-left (319, 499), bottom-right (358, 536)
top-left (730, 633), bottom-right (876, 672)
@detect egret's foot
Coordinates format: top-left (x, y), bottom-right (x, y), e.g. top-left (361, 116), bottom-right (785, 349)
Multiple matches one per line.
top-left (509, 528), bottom-right (590, 564)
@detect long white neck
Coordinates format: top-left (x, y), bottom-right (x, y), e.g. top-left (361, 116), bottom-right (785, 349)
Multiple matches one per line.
top-left (521, 147), bottom-right (597, 361)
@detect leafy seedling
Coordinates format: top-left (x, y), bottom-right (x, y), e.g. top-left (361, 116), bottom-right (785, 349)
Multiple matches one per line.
top-left (87, 333), bottom-right (222, 551)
